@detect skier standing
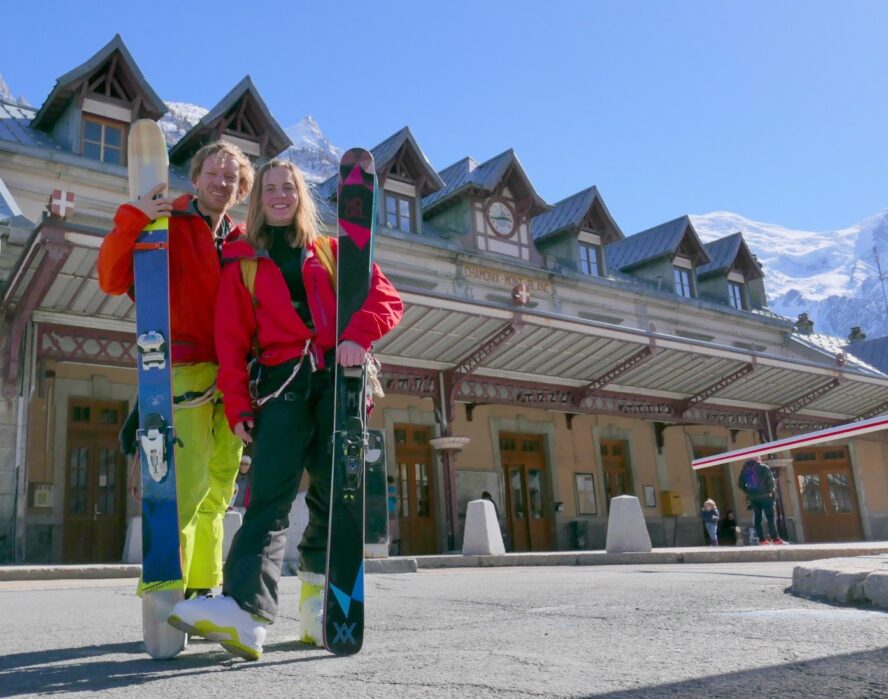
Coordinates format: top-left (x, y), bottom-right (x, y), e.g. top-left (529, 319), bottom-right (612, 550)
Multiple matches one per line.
top-left (98, 142), bottom-right (255, 601)
top-left (169, 159), bottom-right (403, 660)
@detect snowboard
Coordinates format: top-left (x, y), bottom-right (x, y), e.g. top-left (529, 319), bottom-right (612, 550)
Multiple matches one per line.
top-left (129, 119), bottom-right (186, 659)
top-left (323, 148), bottom-right (377, 655)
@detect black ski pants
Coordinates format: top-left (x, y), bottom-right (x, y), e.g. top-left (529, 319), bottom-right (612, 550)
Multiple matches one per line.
top-left (223, 357), bottom-right (333, 622)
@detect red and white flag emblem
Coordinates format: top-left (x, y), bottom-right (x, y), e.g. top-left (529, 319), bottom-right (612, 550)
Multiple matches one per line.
top-left (49, 189), bottom-right (75, 219)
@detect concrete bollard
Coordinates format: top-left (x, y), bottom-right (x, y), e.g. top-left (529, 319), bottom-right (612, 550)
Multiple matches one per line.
top-left (222, 510), bottom-right (242, 560)
top-left (462, 499), bottom-right (505, 555)
top-left (122, 515), bottom-right (141, 564)
top-left (605, 495), bottom-right (652, 553)
top-left (123, 511), bottom-right (244, 565)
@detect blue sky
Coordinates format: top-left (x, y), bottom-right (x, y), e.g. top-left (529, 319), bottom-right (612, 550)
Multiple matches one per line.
top-left (2, 1), bottom-right (887, 234)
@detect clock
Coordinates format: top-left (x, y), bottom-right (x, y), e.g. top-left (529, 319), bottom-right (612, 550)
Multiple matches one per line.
top-left (485, 198), bottom-right (516, 238)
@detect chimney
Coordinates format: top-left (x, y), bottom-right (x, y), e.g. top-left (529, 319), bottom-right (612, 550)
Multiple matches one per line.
top-left (795, 312), bottom-right (814, 335)
top-left (848, 326), bottom-right (866, 343)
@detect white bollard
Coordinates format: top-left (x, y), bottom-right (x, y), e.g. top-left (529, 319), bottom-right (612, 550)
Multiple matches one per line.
top-left (124, 511), bottom-right (244, 565)
top-left (605, 495), bottom-right (652, 553)
top-left (122, 515), bottom-right (142, 564)
top-left (222, 510), bottom-right (242, 560)
top-left (283, 491), bottom-right (310, 572)
top-left (462, 499), bottom-right (505, 555)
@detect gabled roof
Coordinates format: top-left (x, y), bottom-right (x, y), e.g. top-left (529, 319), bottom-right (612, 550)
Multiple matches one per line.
top-left (31, 34), bottom-right (165, 132)
top-left (531, 186), bottom-right (624, 244)
top-left (168, 76), bottom-right (290, 165)
top-left (847, 337), bottom-right (888, 375)
top-left (316, 126), bottom-right (446, 201)
top-left (697, 232), bottom-right (763, 280)
top-left (605, 215), bottom-right (710, 271)
top-left (422, 149), bottom-right (548, 217)
top-left (372, 126), bottom-right (444, 197)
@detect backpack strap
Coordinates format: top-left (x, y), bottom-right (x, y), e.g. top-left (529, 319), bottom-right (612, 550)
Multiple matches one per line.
top-left (314, 235), bottom-right (337, 291)
top-left (239, 258), bottom-right (261, 358)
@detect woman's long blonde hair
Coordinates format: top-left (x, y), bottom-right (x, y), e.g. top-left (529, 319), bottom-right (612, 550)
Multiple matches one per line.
top-left (245, 159), bottom-right (321, 249)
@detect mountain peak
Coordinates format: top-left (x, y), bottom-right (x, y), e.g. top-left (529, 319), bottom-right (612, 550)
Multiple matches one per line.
top-left (0, 73), bottom-right (30, 106)
top-left (692, 210), bottom-right (888, 339)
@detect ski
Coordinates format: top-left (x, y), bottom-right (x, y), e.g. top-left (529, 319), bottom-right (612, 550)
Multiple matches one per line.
top-left (323, 148), bottom-right (377, 655)
top-left (129, 119), bottom-right (185, 659)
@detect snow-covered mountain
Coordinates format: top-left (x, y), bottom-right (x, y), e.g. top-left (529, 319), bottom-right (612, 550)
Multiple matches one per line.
top-left (159, 101), bottom-right (209, 146)
top-left (0, 74), bottom-right (29, 106)
top-left (280, 115), bottom-right (341, 182)
top-left (158, 105), bottom-right (339, 182)
top-left (692, 210), bottom-right (888, 340)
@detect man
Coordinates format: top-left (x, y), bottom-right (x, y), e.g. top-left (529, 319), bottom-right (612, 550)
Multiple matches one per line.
top-left (738, 456), bottom-right (785, 545)
top-left (99, 141), bottom-right (255, 600)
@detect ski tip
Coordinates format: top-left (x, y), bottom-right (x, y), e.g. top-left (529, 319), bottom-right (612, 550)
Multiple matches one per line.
top-left (340, 148), bottom-right (375, 175)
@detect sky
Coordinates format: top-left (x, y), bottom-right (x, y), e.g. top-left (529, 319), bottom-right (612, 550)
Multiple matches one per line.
top-left (2, 0), bottom-right (887, 235)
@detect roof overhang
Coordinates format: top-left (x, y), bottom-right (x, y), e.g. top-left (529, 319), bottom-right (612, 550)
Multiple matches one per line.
top-left (5, 220), bottom-right (886, 429)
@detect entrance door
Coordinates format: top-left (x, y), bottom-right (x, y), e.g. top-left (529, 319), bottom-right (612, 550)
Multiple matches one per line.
top-left (794, 446), bottom-right (863, 542)
top-left (694, 447), bottom-right (732, 511)
top-left (394, 424), bottom-right (437, 554)
top-left (501, 434), bottom-right (553, 552)
top-left (600, 439), bottom-right (633, 512)
top-left (62, 399), bottom-right (127, 563)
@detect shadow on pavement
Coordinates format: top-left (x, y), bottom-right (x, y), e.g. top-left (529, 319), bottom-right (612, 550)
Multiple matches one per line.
top-left (0, 639), bottom-right (330, 696)
top-left (592, 646), bottom-right (888, 698)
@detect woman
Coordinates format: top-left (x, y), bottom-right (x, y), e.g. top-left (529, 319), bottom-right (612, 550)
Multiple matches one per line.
top-left (169, 159), bottom-right (403, 660)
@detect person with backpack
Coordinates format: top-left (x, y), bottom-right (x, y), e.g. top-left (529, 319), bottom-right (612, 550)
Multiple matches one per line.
top-left (738, 456), bottom-right (784, 545)
top-left (168, 159), bottom-right (403, 660)
top-left (99, 141), bottom-right (254, 611)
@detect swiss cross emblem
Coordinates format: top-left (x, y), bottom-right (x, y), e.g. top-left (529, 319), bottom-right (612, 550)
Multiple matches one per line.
top-left (511, 282), bottom-right (530, 306)
top-left (49, 189), bottom-right (75, 219)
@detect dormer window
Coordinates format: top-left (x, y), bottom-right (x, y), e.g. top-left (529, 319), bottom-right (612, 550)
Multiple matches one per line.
top-left (673, 257), bottom-right (695, 298)
top-left (577, 231), bottom-right (603, 276)
top-left (728, 282), bottom-right (746, 309)
top-left (384, 191), bottom-right (414, 233)
top-left (82, 115), bottom-right (127, 165)
top-left (727, 271), bottom-right (747, 310)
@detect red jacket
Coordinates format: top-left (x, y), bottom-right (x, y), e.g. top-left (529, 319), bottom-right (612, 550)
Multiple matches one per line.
top-left (97, 194), bottom-right (243, 364)
top-left (215, 235), bottom-right (403, 429)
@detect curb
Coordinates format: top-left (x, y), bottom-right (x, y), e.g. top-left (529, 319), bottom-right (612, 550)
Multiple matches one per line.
top-left (791, 555), bottom-right (888, 608)
top-left (5, 543), bottom-right (888, 582)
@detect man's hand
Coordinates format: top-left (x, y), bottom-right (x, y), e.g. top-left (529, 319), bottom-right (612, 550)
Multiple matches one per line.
top-left (131, 183), bottom-right (173, 220)
top-left (234, 420), bottom-right (254, 444)
top-left (336, 340), bottom-right (367, 367)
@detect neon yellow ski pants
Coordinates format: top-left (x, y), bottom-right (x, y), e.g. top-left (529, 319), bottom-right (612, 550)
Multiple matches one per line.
top-left (171, 362), bottom-right (242, 591)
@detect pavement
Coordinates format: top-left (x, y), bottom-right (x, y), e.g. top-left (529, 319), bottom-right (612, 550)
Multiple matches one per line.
top-left (3, 561), bottom-right (888, 697)
top-left (5, 541), bottom-right (888, 608)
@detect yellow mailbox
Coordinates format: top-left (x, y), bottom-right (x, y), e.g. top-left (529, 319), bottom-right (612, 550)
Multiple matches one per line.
top-left (660, 490), bottom-right (683, 516)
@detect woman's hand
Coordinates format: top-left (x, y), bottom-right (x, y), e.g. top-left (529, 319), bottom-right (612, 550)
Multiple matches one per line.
top-left (234, 420), bottom-right (254, 444)
top-left (131, 183), bottom-right (173, 220)
top-left (336, 340), bottom-right (366, 367)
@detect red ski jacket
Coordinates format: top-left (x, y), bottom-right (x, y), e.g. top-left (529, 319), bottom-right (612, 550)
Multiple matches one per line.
top-left (215, 236), bottom-right (403, 429)
top-left (97, 194), bottom-right (243, 365)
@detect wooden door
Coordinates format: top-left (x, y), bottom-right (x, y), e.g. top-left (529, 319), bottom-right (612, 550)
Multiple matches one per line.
top-left (62, 400), bottom-right (127, 563)
top-left (794, 446), bottom-right (863, 542)
top-left (695, 447), bottom-right (732, 508)
top-left (600, 439), bottom-right (633, 512)
top-left (394, 425), bottom-right (437, 555)
top-left (501, 434), bottom-right (553, 552)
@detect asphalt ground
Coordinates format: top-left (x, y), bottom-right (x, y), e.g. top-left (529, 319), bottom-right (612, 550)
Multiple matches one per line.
top-left (2, 562), bottom-right (888, 698)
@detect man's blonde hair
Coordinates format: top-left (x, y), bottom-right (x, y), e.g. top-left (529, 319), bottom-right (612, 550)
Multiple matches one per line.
top-left (246, 159), bottom-right (321, 250)
top-left (189, 141), bottom-right (254, 201)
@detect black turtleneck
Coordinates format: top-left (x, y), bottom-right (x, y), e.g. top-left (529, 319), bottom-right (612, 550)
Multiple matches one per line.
top-left (266, 225), bottom-right (313, 328)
